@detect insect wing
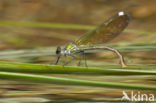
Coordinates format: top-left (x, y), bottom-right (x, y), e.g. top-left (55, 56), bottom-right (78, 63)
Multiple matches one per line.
top-left (74, 12), bottom-right (130, 46)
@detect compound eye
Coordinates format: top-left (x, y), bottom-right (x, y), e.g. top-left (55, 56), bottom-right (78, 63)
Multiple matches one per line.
top-left (56, 46), bottom-right (61, 55)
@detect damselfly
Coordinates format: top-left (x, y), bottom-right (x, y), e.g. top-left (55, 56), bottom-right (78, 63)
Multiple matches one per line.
top-left (54, 11), bottom-right (130, 67)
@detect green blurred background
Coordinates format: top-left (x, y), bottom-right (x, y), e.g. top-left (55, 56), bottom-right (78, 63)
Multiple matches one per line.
top-left (0, 0), bottom-right (156, 102)
top-left (0, 0), bottom-right (155, 65)
top-left (0, 0), bottom-right (155, 47)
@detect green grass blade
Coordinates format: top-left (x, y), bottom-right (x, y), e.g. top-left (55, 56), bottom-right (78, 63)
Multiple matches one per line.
top-left (0, 21), bottom-right (156, 35)
top-left (0, 21), bottom-right (94, 30)
top-left (0, 71), bottom-right (156, 90)
top-left (0, 62), bottom-right (155, 75)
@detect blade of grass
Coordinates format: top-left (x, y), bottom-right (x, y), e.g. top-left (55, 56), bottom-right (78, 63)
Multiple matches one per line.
top-left (0, 47), bottom-right (55, 59)
top-left (0, 71), bottom-right (156, 90)
top-left (0, 62), bottom-right (156, 75)
top-left (0, 21), bottom-right (156, 35)
top-left (0, 21), bottom-right (94, 30)
top-left (125, 29), bottom-right (156, 35)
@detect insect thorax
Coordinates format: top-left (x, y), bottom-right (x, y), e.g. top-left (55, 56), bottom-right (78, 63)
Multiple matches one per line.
top-left (61, 43), bottom-right (80, 56)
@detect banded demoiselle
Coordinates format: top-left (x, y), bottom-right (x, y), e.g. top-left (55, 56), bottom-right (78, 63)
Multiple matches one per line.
top-left (54, 11), bottom-right (130, 67)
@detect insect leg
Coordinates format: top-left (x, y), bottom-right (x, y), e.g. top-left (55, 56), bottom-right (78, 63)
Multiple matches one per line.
top-left (75, 50), bottom-right (88, 67)
top-left (52, 54), bottom-right (61, 65)
top-left (77, 55), bottom-right (82, 66)
top-left (82, 51), bottom-right (88, 67)
top-left (63, 55), bottom-right (76, 66)
top-left (74, 50), bottom-right (87, 67)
